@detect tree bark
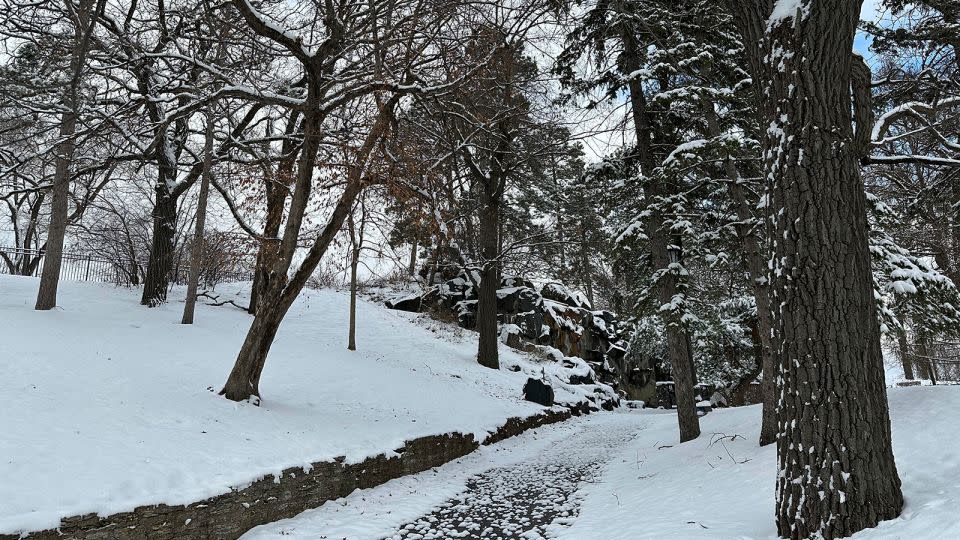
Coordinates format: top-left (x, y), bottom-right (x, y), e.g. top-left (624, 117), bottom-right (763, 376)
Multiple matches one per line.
top-left (729, 1), bottom-right (904, 537)
top-left (140, 183), bottom-right (178, 306)
top-left (35, 0), bottom-right (103, 310)
top-left (220, 96), bottom-right (396, 402)
top-left (621, 22), bottom-right (700, 442)
top-left (249, 111), bottom-right (299, 315)
top-left (347, 210), bottom-right (360, 351)
top-left (408, 233), bottom-right (418, 277)
top-left (181, 111), bottom-right (215, 325)
top-left (34, 110), bottom-right (77, 310)
top-left (895, 326), bottom-right (914, 380)
top-left (701, 98), bottom-right (776, 446)
top-left (476, 187), bottom-right (500, 370)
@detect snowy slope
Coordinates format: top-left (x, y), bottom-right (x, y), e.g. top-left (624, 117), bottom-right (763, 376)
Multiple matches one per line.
top-left (0, 275), bottom-right (600, 535)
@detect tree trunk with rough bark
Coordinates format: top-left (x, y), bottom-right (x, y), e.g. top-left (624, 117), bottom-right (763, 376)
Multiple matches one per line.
top-left (181, 112), bottom-right (215, 325)
top-left (728, 1), bottom-right (904, 537)
top-left (34, 111), bottom-right (77, 310)
top-left (35, 0), bottom-right (103, 310)
top-left (702, 98), bottom-right (776, 446)
top-left (621, 24), bottom-right (700, 442)
top-left (140, 185), bottom-right (178, 307)
top-left (476, 187), bottom-right (500, 370)
top-left (220, 94), bottom-right (396, 402)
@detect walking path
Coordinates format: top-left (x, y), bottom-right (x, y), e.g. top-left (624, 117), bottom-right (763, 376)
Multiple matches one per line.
top-left (242, 411), bottom-right (647, 540)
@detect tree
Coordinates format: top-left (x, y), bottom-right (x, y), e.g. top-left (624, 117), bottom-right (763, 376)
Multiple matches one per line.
top-left (2, 0), bottom-right (109, 309)
top-left (726, 0), bottom-right (904, 537)
top-left (218, 0), bottom-right (456, 402)
top-left (558, 0), bottom-right (703, 441)
top-left (181, 109), bottom-right (215, 325)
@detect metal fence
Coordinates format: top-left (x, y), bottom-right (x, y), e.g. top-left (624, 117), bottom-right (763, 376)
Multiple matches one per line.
top-left (1, 245), bottom-right (256, 288)
top-left (0, 246), bottom-right (133, 285)
top-left (906, 341), bottom-right (960, 384)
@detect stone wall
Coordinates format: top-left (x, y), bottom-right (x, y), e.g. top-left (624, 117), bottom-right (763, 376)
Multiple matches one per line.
top-left (3, 406), bottom-right (590, 540)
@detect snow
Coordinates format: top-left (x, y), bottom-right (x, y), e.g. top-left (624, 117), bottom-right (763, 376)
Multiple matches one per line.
top-left (768, 0), bottom-right (809, 27)
top-left (555, 386), bottom-right (960, 540)
top-left (5, 275), bottom-right (959, 540)
top-left (242, 386), bottom-right (960, 540)
top-left (240, 412), bottom-right (642, 540)
top-left (0, 275), bottom-right (597, 536)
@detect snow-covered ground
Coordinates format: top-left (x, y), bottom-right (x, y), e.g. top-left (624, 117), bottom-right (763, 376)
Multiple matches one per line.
top-left (558, 385), bottom-right (960, 540)
top-left (245, 386), bottom-right (960, 540)
top-left (0, 275), bottom-right (605, 536)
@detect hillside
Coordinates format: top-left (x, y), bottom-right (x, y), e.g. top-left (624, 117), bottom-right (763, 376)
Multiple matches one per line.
top-left (0, 276), bottom-right (608, 536)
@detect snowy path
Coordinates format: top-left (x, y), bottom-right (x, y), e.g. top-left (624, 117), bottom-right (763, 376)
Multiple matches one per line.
top-left (242, 411), bottom-right (647, 540)
top-left (386, 419), bottom-right (639, 540)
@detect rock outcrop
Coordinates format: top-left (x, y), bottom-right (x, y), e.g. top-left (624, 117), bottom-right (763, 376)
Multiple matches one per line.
top-left (385, 273), bottom-right (655, 402)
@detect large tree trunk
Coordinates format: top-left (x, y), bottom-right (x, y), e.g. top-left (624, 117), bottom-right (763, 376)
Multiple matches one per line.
top-left (476, 188), bottom-right (500, 370)
top-left (220, 95), bottom-right (395, 403)
top-left (730, 1), bottom-right (904, 537)
top-left (621, 25), bottom-right (700, 442)
top-left (181, 112), bottom-right (214, 325)
top-left (220, 294), bottom-right (289, 404)
top-left (140, 185), bottom-right (178, 306)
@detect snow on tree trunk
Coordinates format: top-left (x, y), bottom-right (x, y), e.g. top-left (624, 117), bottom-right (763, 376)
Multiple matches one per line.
top-left (729, 0), bottom-right (904, 536)
top-left (623, 27), bottom-right (700, 443)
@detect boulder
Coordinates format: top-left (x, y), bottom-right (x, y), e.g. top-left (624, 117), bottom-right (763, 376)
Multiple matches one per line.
top-left (501, 275), bottom-right (535, 290)
top-left (499, 324), bottom-right (523, 350)
top-left (523, 378), bottom-right (554, 407)
top-left (696, 400), bottom-right (713, 416)
top-left (385, 293), bottom-right (423, 312)
top-left (541, 282), bottom-right (589, 309)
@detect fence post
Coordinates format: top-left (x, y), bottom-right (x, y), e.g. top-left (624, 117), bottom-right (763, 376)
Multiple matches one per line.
top-left (84, 255), bottom-right (91, 281)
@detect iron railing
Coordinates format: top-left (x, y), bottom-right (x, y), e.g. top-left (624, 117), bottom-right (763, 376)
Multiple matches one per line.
top-left (905, 341), bottom-right (960, 384)
top-left (0, 245), bottom-right (255, 288)
top-left (0, 246), bottom-right (134, 285)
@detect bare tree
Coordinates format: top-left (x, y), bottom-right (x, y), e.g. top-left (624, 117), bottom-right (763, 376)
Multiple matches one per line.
top-left (22, 0), bottom-right (108, 309)
top-left (218, 0), bottom-right (462, 402)
top-left (181, 110), bottom-right (215, 324)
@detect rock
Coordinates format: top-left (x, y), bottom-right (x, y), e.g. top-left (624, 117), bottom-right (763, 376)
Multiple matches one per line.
top-left (569, 372), bottom-right (594, 385)
top-left (512, 309), bottom-right (544, 340)
top-left (655, 381), bottom-right (676, 409)
top-left (499, 324), bottom-right (523, 350)
top-left (541, 282), bottom-right (589, 309)
top-left (455, 300), bottom-right (476, 329)
top-left (385, 293), bottom-right (423, 312)
top-left (696, 400), bottom-right (712, 416)
top-left (501, 275), bottom-right (535, 289)
top-left (523, 378), bottom-right (554, 407)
